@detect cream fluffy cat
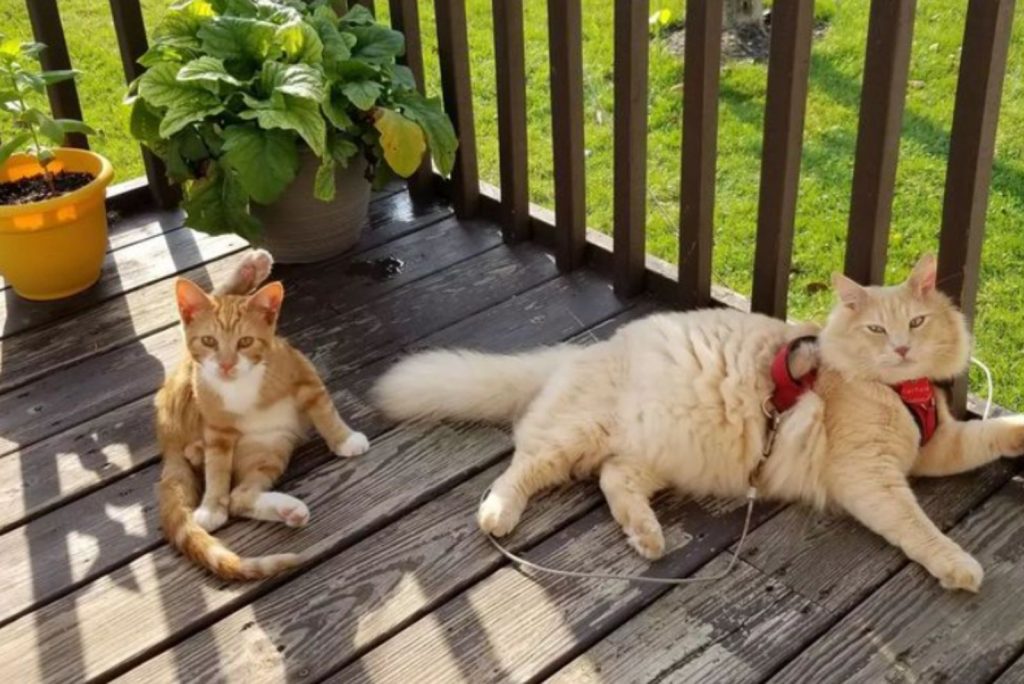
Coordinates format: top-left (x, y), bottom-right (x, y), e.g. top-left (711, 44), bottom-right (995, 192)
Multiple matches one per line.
top-left (374, 255), bottom-right (1024, 592)
top-left (156, 250), bottom-right (369, 580)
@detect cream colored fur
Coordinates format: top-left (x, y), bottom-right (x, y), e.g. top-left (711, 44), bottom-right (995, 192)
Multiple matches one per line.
top-left (374, 255), bottom-right (1024, 592)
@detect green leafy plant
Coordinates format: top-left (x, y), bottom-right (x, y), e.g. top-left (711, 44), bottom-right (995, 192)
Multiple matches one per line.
top-left (129, 0), bottom-right (458, 241)
top-left (0, 35), bottom-right (95, 189)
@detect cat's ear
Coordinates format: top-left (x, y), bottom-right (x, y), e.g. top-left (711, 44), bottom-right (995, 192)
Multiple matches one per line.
top-left (175, 278), bottom-right (213, 324)
top-left (246, 281), bottom-right (284, 325)
top-left (832, 272), bottom-right (867, 310)
top-left (907, 253), bottom-right (937, 298)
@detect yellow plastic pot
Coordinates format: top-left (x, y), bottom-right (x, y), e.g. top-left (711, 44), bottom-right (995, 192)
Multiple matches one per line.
top-left (0, 148), bottom-right (114, 300)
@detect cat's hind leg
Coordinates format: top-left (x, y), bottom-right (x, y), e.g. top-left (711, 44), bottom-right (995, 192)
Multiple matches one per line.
top-left (599, 459), bottom-right (665, 559)
top-left (228, 439), bottom-right (309, 528)
top-left (831, 461), bottom-right (983, 591)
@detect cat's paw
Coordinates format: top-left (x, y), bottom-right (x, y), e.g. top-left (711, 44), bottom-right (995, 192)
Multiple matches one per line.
top-left (932, 550), bottom-right (984, 592)
top-left (335, 432), bottom-right (370, 458)
top-left (228, 249), bottom-right (274, 294)
top-left (478, 490), bottom-right (523, 537)
top-left (625, 519), bottom-right (666, 560)
top-left (193, 505), bottom-right (228, 532)
top-left (255, 492), bottom-right (310, 528)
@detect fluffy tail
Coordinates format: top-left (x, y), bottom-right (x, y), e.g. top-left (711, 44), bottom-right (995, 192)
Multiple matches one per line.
top-left (372, 345), bottom-right (580, 424)
top-left (159, 452), bottom-right (301, 581)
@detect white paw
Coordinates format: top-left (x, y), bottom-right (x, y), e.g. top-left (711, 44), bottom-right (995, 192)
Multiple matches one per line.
top-left (933, 550), bottom-right (984, 592)
top-left (336, 432), bottom-right (370, 458)
top-left (626, 520), bottom-right (666, 560)
top-left (255, 492), bottom-right (310, 528)
top-left (193, 505), bottom-right (228, 532)
top-left (477, 491), bottom-right (523, 537)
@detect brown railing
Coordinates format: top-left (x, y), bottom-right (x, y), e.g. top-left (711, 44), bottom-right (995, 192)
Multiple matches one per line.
top-left (22, 0), bottom-right (1017, 413)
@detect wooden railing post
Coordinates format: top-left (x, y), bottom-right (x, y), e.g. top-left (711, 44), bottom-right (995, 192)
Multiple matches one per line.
top-left (547, 0), bottom-right (586, 272)
top-left (844, 0), bottom-right (917, 285)
top-left (491, 0), bottom-right (530, 243)
top-left (938, 0), bottom-right (1016, 415)
top-left (751, 0), bottom-right (814, 319)
top-left (389, 0), bottom-right (433, 202)
top-left (677, 0), bottom-right (723, 309)
top-left (109, 0), bottom-right (180, 210)
top-left (24, 0), bottom-right (88, 149)
top-left (434, 0), bottom-right (480, 218)
top-left (612, 0), bottom-right (649, 296)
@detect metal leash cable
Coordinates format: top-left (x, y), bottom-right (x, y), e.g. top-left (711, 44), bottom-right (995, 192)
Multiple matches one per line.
top-left (482, 488), bottom-right (758, 585)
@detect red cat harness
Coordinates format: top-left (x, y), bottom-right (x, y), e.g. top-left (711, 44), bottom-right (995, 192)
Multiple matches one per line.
top-left (769, 337), bottom-right (937, 446)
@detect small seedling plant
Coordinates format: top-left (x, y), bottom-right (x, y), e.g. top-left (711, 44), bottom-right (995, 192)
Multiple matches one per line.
top-left (0, 35), bottom-right (95, 193)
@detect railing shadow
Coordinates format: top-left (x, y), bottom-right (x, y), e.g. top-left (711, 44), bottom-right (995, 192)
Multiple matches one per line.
top-left (0, 212), bottom-right (224, 681)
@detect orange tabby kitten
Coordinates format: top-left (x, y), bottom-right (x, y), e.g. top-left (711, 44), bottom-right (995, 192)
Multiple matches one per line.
top-left (156, 250), bottom-right (369, 580)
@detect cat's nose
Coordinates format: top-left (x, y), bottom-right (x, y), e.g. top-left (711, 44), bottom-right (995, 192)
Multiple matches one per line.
top-left (219, 360), bottom-right (236, 373)
top-left (895, 345), bottom-right (910, 358)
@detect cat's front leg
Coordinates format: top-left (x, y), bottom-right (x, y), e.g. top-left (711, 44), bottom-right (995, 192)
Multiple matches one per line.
top-left (294, 371), bottom-right (369, 458)
top-left (194, 425), bottom-right (238, 531)
top-left (599, 460), bottom-right (665, 559)
top-left (912, 414), bottom-right (1024, 477)
top-left (831, 463), bottom-right (982, 592)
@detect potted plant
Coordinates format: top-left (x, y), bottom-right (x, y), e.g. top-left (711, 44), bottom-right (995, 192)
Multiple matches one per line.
top-left (0, 36), bottom-right (112, 300)
top-left (129, 0), bottom-right (457, 263)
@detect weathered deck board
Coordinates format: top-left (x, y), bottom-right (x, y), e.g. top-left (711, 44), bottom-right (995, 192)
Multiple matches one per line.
top-left (0, 193), bottom-right (452, 395)
top-left (551, 459), bottom-right (1023, 683)
top-left (0, 214), bottom-right (495, 457)
top-left (104, 207), bottom-right (185, 254)
top-left (772, 477), bottom-right (1024, 683)
top-left (0, 421), bottom-right (508, 683)
top-left (995, 650), bottom-right (1024, 682)
top-left (549, 557), bottom-right (821, 684)
top-left (117, 468), bottom-right (599, 683)
top-left (0, 242), bottom-right (561, 624)
top-left (330, 496), bottom-right (779, 683)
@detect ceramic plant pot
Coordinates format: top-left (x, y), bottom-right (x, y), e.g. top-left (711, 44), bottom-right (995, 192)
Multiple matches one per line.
top-left (254, 152), bottom-right (370, 264)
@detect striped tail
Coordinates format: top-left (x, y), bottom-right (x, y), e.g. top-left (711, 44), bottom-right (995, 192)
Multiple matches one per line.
top-left (158, 452), bottom-right (302, 581)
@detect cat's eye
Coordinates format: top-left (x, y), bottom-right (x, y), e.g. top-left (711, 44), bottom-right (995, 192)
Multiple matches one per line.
top-left (867, 324), bottom-right (886, 334)
top-left (909, 315), bottom-right (926, 329)
top-left (237, 336), bottom-right (254, 349)
top-left (200, 336), bottom-right (217, 348)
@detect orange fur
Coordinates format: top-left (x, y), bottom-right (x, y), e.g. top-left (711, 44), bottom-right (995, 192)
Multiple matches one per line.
top-left (155, 250), bottom-right (368, 581)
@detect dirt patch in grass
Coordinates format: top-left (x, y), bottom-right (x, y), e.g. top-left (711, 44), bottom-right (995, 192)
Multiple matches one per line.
top-left (664, 11), bottom-right (830, 63)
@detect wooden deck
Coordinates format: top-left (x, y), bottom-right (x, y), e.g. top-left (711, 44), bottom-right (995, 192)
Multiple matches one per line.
top-left (2, 188), bottom-right (1023, 684)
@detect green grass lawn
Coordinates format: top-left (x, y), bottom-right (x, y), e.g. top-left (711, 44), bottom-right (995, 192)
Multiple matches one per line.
top-left (2, 0), bottom-right (1022, 410)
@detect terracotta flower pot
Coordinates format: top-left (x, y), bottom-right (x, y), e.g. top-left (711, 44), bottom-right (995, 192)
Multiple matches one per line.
top-left (253, 153), bottom-right (370, 264)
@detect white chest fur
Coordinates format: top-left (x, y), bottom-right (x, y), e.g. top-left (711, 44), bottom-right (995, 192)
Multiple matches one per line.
top-left (200, 360), bottom-right (266, 414)
top-left (237, 398), bottom-right (305, 440)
